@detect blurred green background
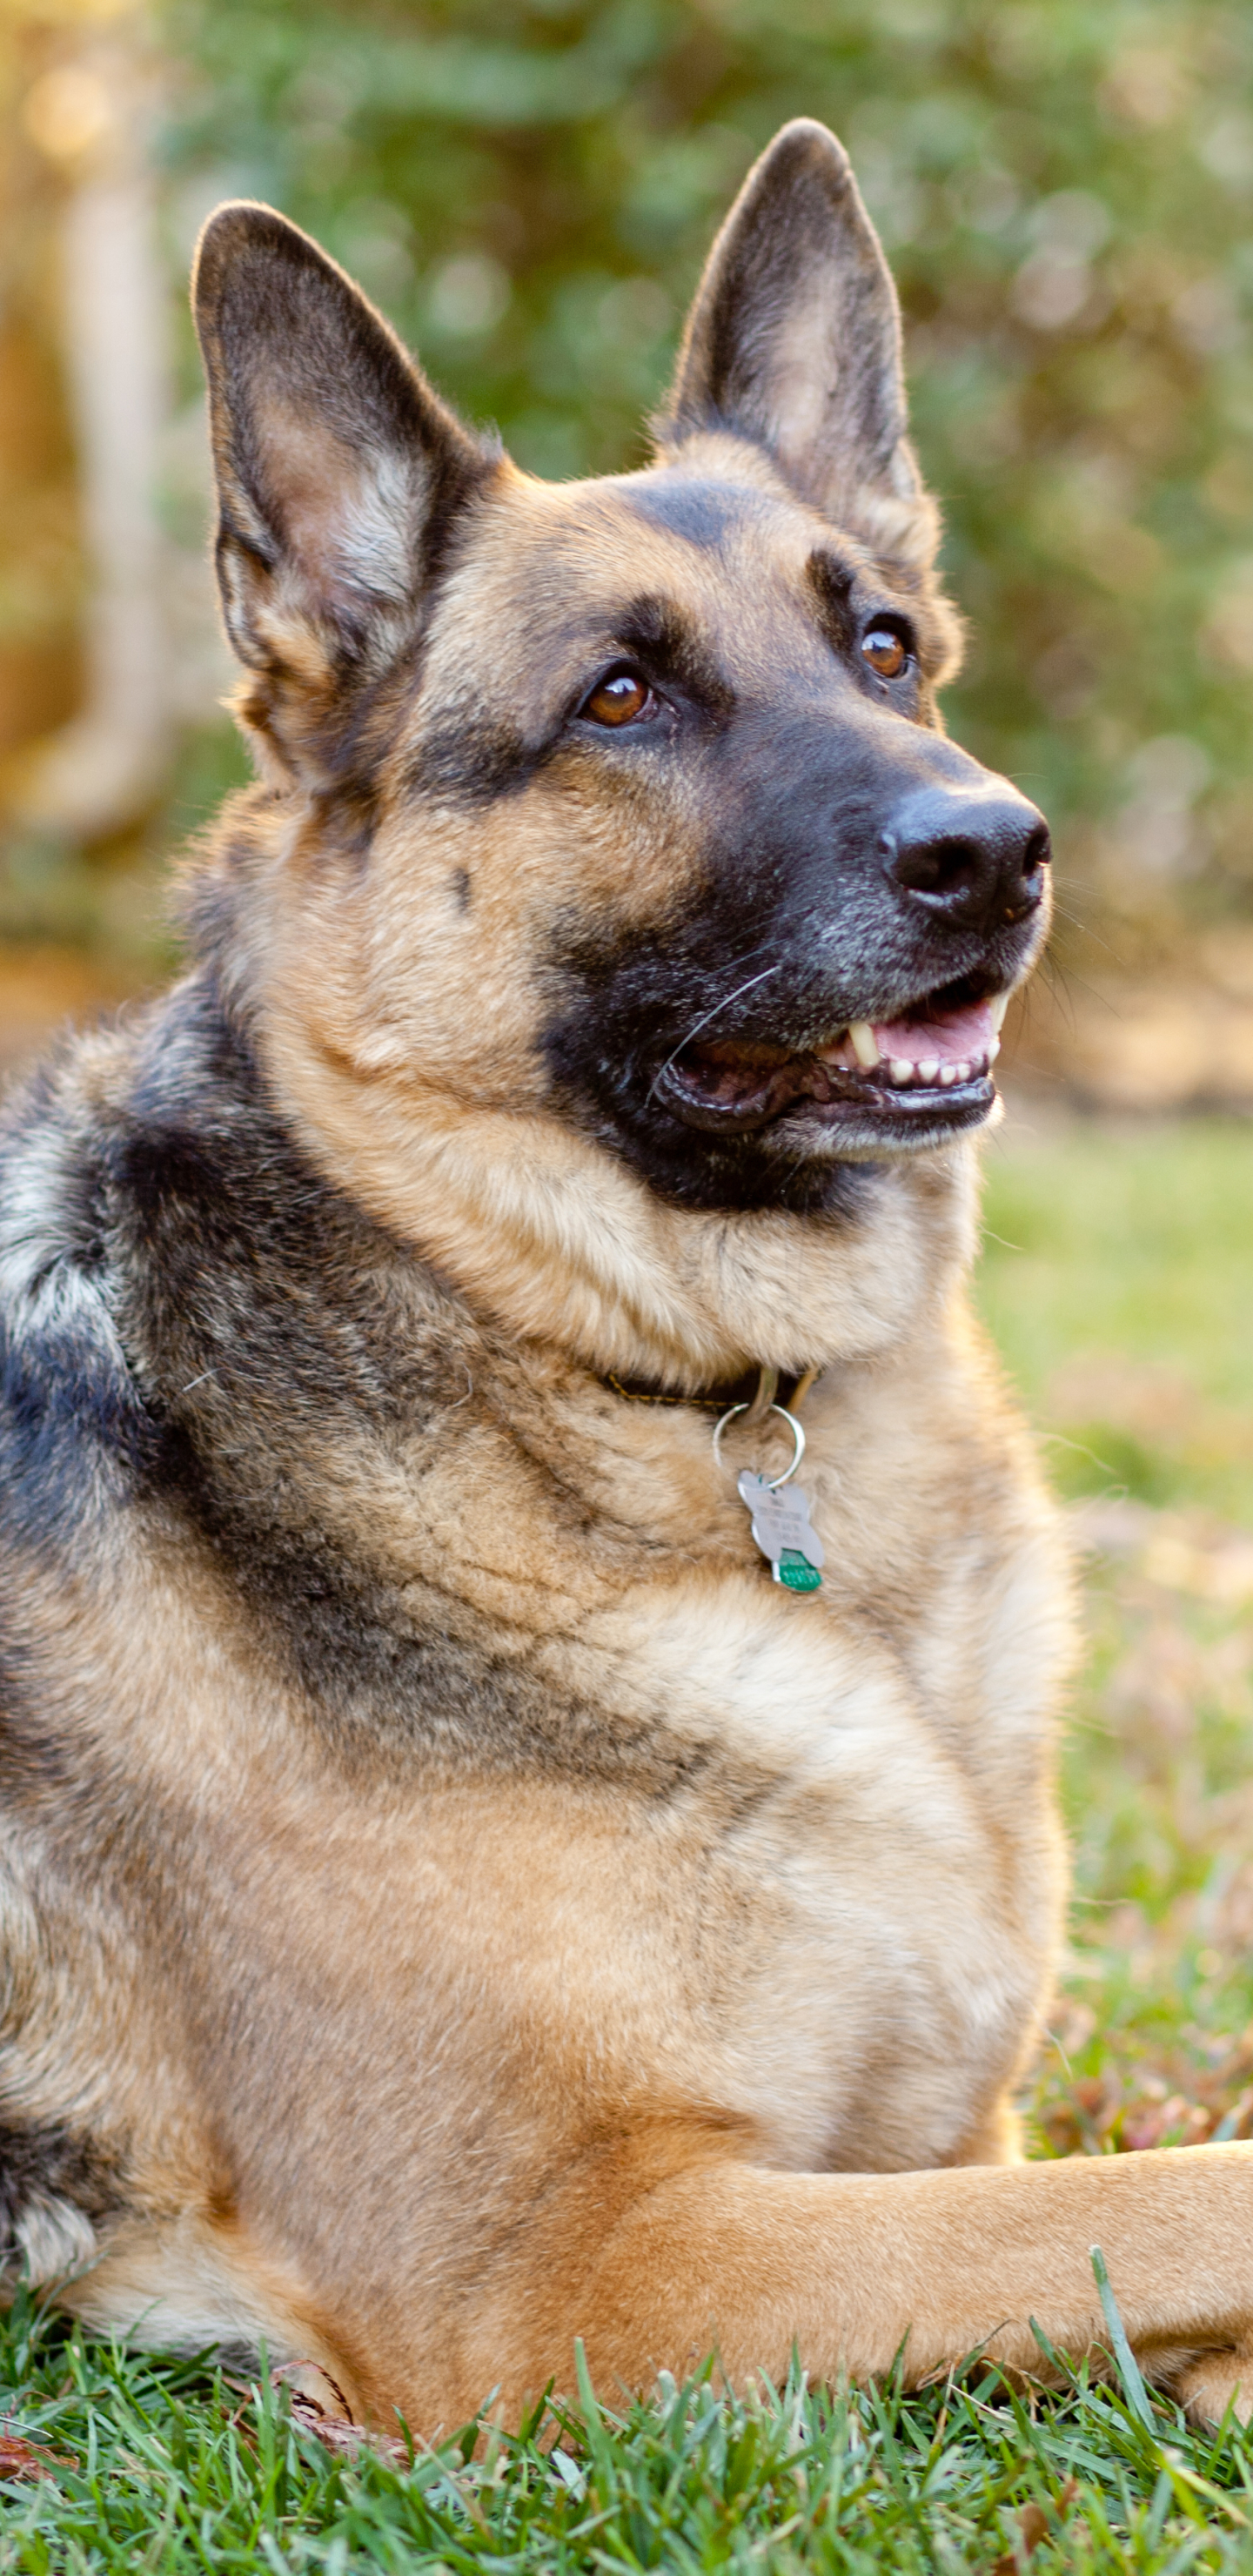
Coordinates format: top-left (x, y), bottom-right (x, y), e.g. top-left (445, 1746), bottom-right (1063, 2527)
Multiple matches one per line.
top-left (2, 0), bottom-right (1253, 986)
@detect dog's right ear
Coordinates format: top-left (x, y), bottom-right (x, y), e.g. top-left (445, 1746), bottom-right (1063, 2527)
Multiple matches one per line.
top-left (192, 204), bottom-right (490, 772)
top-left (659, 122), bottom-right (935, 574)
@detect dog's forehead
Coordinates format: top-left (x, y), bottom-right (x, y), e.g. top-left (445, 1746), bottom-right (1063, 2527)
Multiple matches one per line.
top-left (612, 462), bottom-right (813, 560)
top-left (427, 452), bottom-right (854, 700)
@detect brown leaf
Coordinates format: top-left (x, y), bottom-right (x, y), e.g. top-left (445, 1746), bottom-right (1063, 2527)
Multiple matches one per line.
top-left (0, 2425), bottom-right (77, 2480)
top-left (992, 2480), bottom-right (1080, 2572)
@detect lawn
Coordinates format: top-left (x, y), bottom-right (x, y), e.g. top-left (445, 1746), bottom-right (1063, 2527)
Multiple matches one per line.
top-left (979, 1114), bottom-right (1253, 2170)
top-left (3, 1110), bottom-right (1253, 2571)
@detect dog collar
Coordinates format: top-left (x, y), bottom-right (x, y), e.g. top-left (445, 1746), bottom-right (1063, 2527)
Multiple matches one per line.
top-left (604, 1362), bottom-right (820, 1419)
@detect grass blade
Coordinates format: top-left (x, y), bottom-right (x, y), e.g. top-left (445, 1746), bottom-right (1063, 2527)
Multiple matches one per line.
top-left (1090, 2244), bottom-right (1156, 2432)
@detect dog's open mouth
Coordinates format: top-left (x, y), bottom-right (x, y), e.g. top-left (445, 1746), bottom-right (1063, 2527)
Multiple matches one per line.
top-left (656, 983), bottom-right (1010, 1134)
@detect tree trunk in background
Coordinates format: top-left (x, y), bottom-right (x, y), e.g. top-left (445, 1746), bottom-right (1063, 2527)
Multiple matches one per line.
top-left (17, 19), bottom-right (172, 840)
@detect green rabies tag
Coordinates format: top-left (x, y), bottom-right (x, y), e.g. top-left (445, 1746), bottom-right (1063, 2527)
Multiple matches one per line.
top-left (774, 1549), bottom-right (822, 1593)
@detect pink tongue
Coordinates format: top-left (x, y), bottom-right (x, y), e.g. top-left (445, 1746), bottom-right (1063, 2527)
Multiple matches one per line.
top-left (871, 998), bottom-right (994, 1065)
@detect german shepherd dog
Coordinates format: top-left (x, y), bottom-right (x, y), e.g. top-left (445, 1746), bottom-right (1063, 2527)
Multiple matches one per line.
top-left (3, 120), bottom-right (1252, 2435)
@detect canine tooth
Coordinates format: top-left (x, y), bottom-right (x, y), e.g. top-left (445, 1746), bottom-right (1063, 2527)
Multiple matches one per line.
top-left (988, 1035), bottom-right (1001, 1063)
top-left (916, 1057), bottom-right (940, 1084)
top-left (848, 1020), bottom-right (880, 1069)
top-left (888, 1057), bottom-right (914, 1084)
top-left (989, 993), bottom-right (1009, 1032)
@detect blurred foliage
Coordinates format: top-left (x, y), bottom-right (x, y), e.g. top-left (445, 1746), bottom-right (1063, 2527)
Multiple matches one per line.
top-left (980, 1117), bottom-right (1253, 1520)
top-left (0, 6), bottom-right (84, 764)
top-left (155, 0), bottom-right (1253, 940)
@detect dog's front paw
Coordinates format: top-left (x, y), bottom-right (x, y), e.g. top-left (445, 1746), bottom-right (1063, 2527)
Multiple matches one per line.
top-left (1173, 2347), bottom-right (1253, 2428)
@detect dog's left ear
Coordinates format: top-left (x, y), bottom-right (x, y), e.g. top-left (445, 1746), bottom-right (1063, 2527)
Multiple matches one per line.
top-left (659, 121), bottom-right (935, 569)
top-left (192, 203), bottom-right (491, 773)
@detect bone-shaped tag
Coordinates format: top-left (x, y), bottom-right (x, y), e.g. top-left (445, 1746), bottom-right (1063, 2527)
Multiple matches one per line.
top-left (736, 1471), bottom-right (825, 1592)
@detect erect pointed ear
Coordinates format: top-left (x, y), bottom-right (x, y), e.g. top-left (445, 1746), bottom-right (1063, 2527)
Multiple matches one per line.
top-left (192, 204), bottom-right (491, 773)
top-left (658, 121), bottom-right (935, 569)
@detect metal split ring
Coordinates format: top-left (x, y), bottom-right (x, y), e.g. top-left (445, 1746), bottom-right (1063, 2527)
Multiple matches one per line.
top-left (712, 1399), bottom-right (807, 1489)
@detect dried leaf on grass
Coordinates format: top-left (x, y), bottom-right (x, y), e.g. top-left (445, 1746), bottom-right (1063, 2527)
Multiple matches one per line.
top-left (991, 2478), bottom-right (1080, 2570)
top-left (0, 2420), bottom-right (78, 2480)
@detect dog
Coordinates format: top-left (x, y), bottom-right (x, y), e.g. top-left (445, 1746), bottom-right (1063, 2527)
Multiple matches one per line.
top-left (3, 117), bottom-right (1251, 2437)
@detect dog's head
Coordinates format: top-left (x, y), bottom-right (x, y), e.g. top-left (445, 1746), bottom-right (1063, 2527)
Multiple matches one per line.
top-left (193, 122), bottom-right (1048, 1232)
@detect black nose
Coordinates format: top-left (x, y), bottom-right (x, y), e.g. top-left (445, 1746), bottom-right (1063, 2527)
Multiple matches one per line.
top-left (881, 786), bottom-right (1050, 932)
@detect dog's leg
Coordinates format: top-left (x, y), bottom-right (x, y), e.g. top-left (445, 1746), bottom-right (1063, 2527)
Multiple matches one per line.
top-left (467, 2143), bottom-right (1253, 2427)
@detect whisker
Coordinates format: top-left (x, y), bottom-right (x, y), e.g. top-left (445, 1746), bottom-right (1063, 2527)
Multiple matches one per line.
top-left (646, 963), bottom-right (782, 1105)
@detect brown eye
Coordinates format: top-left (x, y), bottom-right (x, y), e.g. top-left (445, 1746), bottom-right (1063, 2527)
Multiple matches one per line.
top-left (861, 627), bottom-right (909, 681)
top-left (583, 668), bottom-right (653, 727)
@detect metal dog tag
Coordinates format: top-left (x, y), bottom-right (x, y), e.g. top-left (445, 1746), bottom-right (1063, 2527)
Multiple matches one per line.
top-left (737, 1470), bottom-right (825, 1593)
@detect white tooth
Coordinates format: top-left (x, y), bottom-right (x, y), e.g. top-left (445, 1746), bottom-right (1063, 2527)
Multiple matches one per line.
top-left (989, 993), bottom-right (1009, 1032)
top-left (988, 1035), bottom-right (1001, 1063)
top-left (916, 1057), bottom-right (941, 1084)
top-left (888, 1057), bottom-right (914, 1084)
top-left (848, 1020), bottom-right (880, 1069)
top-left (939, 1064), bottom-right (958, 1085)
top-left (953, 1059), bottom-right (971, 1083)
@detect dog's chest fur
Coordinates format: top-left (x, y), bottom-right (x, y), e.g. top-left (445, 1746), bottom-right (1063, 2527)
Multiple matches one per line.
top-left (0, 990), bottom-right (1069, 2268)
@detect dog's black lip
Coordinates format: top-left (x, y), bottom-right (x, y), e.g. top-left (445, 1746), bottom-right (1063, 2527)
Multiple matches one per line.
top-left (655, 1056), bottom-right (996, 1135)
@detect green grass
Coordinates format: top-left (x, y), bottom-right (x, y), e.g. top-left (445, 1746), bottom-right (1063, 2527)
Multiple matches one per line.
top-left (979, 1113), bottom-right (1253, 1521)
top-left (981, 1115), bottom-right (1253, 2170)
top-left (6, 2306), bottom-right (1253, 2573)
top-left (6, 1112), bottom-right (1253, 2568)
